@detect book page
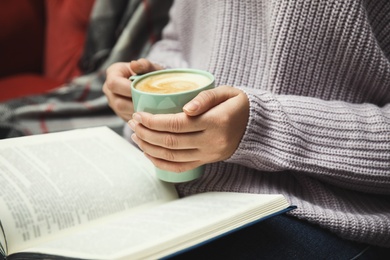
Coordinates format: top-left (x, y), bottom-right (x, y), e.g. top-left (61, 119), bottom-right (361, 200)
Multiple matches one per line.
top-left (24, 192), bottom-right (289, 260)
top-left (0, 221), bottom-right (5, 256)
top-left (0, 127), bottom-right (177, 254)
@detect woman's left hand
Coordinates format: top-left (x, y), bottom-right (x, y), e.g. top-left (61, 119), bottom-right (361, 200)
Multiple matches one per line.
top-left (128, 86), bottom-right (249, 172)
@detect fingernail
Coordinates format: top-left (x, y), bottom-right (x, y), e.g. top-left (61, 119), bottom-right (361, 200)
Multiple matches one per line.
top-left (128, 120), bottom-right (135, 131)
top-left (183, 100), bottom-right (200, 112)
top-left (132, 113), bottom-right (142, 123)
top-left (131, 133), bottom-right (139, 145)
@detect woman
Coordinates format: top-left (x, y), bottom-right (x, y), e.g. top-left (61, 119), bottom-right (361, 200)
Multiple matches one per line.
top-left (103, 1), bottom-right (390, 258)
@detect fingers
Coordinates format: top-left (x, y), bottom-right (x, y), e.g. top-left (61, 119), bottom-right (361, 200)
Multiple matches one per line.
top-left (104, 59), bottom-right (163, 98)
top-left (103, 84), bottom-right (133, 121)
top-left (128, 112), bottom-right (207, 172)
top-left (103, 76), bottom-right (132, 98)
top-left (103, 62), bottom-right (135, 121)
top-left (183, 85), bottom-right (238, 116)
top-left (131, 133), bottom-right (202, 173)
top-left (129, 120), bottom-right (203, 149)
top-left (104, 62), bottom-right (133, 97)
top-left (131, 112), bottom-right (205, 133)
top-left (131, 133), bottom-right (199, 161)
top-left (108, 96), bottom-right (134, 121)
top-left (130, 58), bottom-right (164, 75)
top-left (102, 59), bottom-right (163, 122)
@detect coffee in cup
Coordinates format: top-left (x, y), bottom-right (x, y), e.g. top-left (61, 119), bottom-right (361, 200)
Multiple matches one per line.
top-left (134, 72), bottom-right (212, 94)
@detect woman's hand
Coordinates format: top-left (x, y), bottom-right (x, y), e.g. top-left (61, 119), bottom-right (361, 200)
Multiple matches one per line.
top-left (128, 86), bottom-right (249, 172)
top-left (102, 58), bottom-right (163, 121)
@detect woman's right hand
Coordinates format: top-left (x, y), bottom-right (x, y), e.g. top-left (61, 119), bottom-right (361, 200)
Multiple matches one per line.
top-left (102, 58), bottom-right (163, 121)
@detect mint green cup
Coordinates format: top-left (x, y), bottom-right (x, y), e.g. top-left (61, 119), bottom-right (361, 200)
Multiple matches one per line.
top-left (130, 68), bottom-right (215, 183)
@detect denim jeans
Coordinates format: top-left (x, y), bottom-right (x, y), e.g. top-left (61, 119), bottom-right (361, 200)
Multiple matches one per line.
top-left (167, 214), bottom-right (390, 260)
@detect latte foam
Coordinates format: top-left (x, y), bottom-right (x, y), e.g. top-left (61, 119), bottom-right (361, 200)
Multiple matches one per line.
top-left (135, 72), bottom-right (212, 94)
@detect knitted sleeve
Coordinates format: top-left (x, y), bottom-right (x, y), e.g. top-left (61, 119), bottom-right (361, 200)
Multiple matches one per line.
top-left (227, 88), bottom-right (390, 194)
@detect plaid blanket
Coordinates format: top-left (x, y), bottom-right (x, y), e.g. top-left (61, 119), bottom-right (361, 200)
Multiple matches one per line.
top-left (0, 0), bottom-right (173, 139)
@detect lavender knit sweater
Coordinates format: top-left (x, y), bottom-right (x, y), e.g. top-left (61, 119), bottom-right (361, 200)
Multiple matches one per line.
top-left (130, 0), bottom-right (390, 247)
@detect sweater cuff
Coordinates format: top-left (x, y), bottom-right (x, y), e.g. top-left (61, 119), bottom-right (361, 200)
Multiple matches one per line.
top-left (225, 87), bottom-right (284, 171)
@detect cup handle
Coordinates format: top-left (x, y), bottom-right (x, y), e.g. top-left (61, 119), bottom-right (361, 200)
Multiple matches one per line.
top-left (129, 75), bottom-right (140, 82)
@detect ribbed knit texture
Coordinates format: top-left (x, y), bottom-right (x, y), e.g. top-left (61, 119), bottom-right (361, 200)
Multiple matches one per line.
top-left (143, 0), bottom-right (390, 247)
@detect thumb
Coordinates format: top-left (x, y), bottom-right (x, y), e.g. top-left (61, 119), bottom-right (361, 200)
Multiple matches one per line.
top-left (130, 58), bottom-right (163, 75)
top-left (183, 85), bottom-right (234, 116)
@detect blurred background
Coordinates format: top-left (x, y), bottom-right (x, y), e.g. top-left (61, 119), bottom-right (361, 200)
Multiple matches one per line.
top-left (0, 0), bottom-right (95, 101)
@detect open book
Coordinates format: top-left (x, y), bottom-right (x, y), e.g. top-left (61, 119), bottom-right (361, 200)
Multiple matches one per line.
top-left (0, 127), bottom-right (293, 260)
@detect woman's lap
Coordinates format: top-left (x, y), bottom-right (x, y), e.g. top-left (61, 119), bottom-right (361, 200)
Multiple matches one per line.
top-left (167, 214), bottom-right (389, 260)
